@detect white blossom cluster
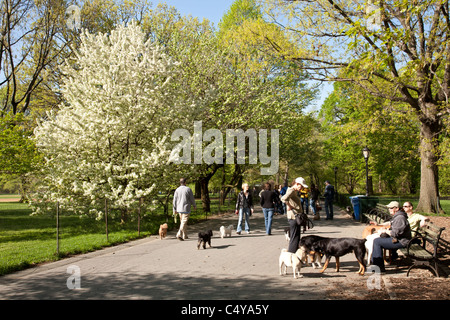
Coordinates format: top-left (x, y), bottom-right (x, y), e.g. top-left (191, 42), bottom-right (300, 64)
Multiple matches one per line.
top-left (33, 22), bottom-right (185, 217)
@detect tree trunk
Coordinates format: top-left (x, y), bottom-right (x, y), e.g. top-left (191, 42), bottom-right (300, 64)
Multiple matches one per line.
top-left (220, 166), bottom-right (226, 206)
top-left (120, 208), bottom-right (128, 224)
top-left (345, 173), bottom-right (355, 194)
top-left (407, 169), bottom-right (419, 194)
top-left (197, 165), bottom-right (222, 213)
top-left (220, 164), bottom-right (243, 205)
top-left (416, 119), bottom-right (444, 214)
top-left (194, 181), bottom-right (201, 198)
top-left (283, 162), bottom-right (289, 187)
top-left (163, 190), bottom-right (173, 223)
top-left (199, 177), bottom-right (211, 213)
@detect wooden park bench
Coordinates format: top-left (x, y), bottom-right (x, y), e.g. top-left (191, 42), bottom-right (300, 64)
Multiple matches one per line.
top-left (361, 203), bottom-right (391, 224)
top-left (361, 204), bottom-right (449, 277)
top-left (400, 222), bottom-right (448, 277)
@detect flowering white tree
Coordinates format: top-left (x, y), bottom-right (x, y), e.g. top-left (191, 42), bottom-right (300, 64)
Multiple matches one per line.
top-left (33, 21), bottom-right (187, 219)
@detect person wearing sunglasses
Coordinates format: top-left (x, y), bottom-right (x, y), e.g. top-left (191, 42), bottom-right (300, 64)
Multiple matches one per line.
top-left (403, 202), bottom-right (430, 237)
top-left (370, 201), bottom-right (411, 272)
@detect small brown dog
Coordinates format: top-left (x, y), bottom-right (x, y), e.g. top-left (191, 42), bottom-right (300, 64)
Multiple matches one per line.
top-left (362, 225), bottom-right (387, 239)
top-left (159, 223), bottom-right (168, 239)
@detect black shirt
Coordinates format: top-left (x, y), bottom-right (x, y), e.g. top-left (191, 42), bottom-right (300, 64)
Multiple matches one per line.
top-left (260, 190), bottom-right (277, 208)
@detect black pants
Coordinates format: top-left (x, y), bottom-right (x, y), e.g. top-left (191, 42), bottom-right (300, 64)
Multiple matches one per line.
top-left (325, 199), bottom-right (333, 219)
top-left (288, 218), bottom-right (301, 253)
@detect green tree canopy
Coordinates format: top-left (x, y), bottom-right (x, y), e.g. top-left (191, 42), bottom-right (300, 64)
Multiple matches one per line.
top-left (256, 0), bottom-right (450, 213)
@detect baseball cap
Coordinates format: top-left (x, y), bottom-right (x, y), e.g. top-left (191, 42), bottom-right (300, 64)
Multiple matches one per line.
top-left (295, 177), bottom-right (308, 188)
top-left (386, 201), bottom-right (400, 209)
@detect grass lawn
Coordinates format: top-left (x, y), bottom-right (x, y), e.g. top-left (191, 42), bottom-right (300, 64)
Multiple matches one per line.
top-left (339, 193), bottom-right (450, 215)
top-left (0, 199), bottom-right (233, 276)
top-left (375, 196), bottom-right (450, 215)
top-left (0, 194), bottom-right (20, 199)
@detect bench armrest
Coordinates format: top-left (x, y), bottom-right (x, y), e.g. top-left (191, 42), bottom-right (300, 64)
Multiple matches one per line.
top-left (404, 235), bottom-right (424, 256)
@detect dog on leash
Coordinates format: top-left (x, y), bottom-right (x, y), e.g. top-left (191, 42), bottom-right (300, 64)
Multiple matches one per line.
top-left (299, 235), bottom-right (328, 250)
top-left (298, 235), bottom-right (327, 268)
top-left (297, 245), bottom-right (322, 269)
top-left (364, 227), bottom-right (391, 265)
top-left (197, 230), bottom-right (213, 249)
top-left (219, 225), bottom-right (233, 238)
top-left (279, 249), bottom-right (302, 279)
top-left (159, 223), bottom-right (168, 240)
top-left (362, 225), bottom-right (387, 239)
top-left (311, 237), bottom-right (367, 275)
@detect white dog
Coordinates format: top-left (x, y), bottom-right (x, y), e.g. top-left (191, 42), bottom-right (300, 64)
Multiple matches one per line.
top-left (297, 246), bottom-right (322, 269)
top-left (284, 227), bottom-right (290, 242)
top-left (279, 249), bottom-right (302, 278)
top-left (365, 228), bottom-right (389, 264)
top-left (219, 225), bottom-right (233, 238)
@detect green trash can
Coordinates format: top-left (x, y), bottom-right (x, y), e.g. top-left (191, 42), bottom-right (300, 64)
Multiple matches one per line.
top-left (357, 196), bottom-right (379, 221)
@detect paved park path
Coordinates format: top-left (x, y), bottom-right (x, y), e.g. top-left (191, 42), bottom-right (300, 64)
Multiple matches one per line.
top-left (0, 206), bottom-right (390, 300)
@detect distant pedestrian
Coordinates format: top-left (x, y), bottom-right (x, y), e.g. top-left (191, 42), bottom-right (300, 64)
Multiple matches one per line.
top-left (279, 184), bottom-right (288, 215)
top-left (173, 178), bottom-right (196, 241)
top-left (260, 183), bottom-right (277, 235)
top-left (323, 180), bottom-right (335, 220)
top-left (309, 183), bottom-right (320, 220)
top-left (235, 183), bottom-right (254, 234)
top-left (274, 184), bottom-right (283, 215)
top-left (300, 185), bottom-right (310, 214)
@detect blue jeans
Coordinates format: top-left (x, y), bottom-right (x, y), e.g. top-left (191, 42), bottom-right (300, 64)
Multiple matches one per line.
top-left (301, 198), bottom-right (309, 214)
top-left (371, 237), bottom-right (405, 271)
top-left (262, 208), bottom-right (274, 235)
top-left (309, 199), bottom-right (317, 215)
top-left (237, 207), bottom-right (250, 233)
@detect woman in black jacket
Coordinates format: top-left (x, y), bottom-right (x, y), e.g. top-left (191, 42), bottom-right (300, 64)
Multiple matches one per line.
top-left (235, 183), bottom-right (253, 234)
top-left (260, 183), bottom-right (277, 235)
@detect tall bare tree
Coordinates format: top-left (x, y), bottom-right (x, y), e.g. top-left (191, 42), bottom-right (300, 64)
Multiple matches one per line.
top-left (0, 0), bottom-right (70, 115)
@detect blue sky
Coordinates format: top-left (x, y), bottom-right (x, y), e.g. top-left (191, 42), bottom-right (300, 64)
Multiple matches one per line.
top-left (157, 0), bottom-right (236, 26)
top-left (156, 1), bottom-right (331, 110)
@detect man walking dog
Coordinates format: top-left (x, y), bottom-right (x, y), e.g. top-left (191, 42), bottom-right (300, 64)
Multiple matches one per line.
top-left (173, 178), bottom-right (197, 240)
